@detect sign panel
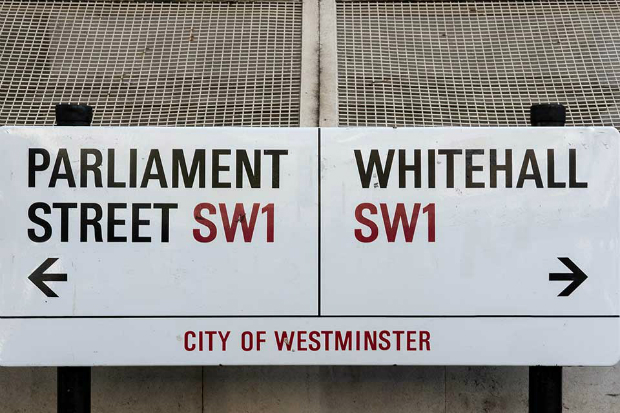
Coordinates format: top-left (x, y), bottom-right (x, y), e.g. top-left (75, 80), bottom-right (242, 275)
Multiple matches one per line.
top-left (0, 126), bottom-right (618, 366)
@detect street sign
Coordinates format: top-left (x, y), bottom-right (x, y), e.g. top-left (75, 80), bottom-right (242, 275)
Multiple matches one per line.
top-left (0, 126), bottom-right (619, 366)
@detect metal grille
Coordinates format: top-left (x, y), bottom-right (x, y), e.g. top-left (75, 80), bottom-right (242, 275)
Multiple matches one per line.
top-left (337, 0), bottom-right (620, 127)
top-left (0, 0), bottom-right (302, 126)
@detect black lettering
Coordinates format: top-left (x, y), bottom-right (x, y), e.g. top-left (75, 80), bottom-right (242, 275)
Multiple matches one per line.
top-left (154, 203), bottom-right (178, 242)
top-left (129, 149), bottom-right (137, 188)
top-left (108, 203), bottom-right (127, 242)
top-left (52, 203), bottom-right (77, 242)
top-left (80, 149), bottom-right (103, 188)
top-left (264, 149), bottom-right (288, 188)
top-left (517, 149), bottom-right (544, 188)
top-left (172, 149), bottom-right (205, 188)
top-left (236, 150), bottom-right (261, 188)
top-left (428, 149), bottom-right (436, 188)
top-left (437, 149), bottom-right (462, 188)
top-left (466, 149), bottom-right (485, 188)
top-left (354, 149), bottom-right (395, 188)
top-left (108, 149), bottom-right (126, 188)
top-left (28, 148), bottom-right (50, 187)
top-left (141, 150), bottom-right (168, 188)
top-left (399, 149), bottom-right (421, 188)
top-left (80, 203), bottom-right (103, 242)
top-left (49, 149), bottom-right (76, 188)
top-left (569, 149), bottom-right (588, 188)
top-left (132, 203), bottom-right (151, 242)
top-left (212, 149), bottom-right (231, 188)
top-left (490, 149), bottom-right (512, 188)
top-left (547, 149), bottom-right (566, 188)
top-left (28, 202), bottom-right (52, 242)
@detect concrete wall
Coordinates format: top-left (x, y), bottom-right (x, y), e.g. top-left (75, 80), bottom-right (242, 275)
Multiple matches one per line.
top-left (1, 364), bottom-right (618, 412)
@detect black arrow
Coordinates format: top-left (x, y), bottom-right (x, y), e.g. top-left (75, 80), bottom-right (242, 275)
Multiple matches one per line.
top-left (549, 257), bottom-right (588, 297)
top-left (28, 258), bottom-right (67, 298)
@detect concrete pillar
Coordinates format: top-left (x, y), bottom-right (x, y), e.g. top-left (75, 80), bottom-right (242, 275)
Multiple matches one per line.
top-left (203, 366), bottom-right (445, 413)
top-left (91, 367), bottom-right (202, 413)
top-left (446, 366), bottom-right (528, 413)
top-left (564, 364), bottom-right (620, 413)
top-left (2, 363), bottom-right (620, 412)
top-left (0, 367), bottom-right (55, 413)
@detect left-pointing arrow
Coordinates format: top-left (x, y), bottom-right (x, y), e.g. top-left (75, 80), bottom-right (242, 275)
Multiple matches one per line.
top-left (28, 258), bottom-right (67, 298)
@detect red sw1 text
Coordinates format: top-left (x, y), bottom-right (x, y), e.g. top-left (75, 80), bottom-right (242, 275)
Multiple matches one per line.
top-left (355, 203), bottom-right (435, 243)
top-left (193, 203), bottom-right (274, 243)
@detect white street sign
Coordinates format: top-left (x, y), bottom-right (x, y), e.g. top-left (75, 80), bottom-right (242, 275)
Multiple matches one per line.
top-left (0, 126), bottom-right (618, 366)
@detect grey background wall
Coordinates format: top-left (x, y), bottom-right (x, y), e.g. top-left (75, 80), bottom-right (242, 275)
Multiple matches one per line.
top-left (2, 1), bottom-right (620, 411)
top-left (1, 365), bottom-right (619, 412)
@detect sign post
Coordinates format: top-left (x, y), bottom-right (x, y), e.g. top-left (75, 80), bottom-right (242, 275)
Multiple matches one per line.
top-left (55, 104), bottom-right (92, 413)
top-left (528, 103), bottom-right (567, 413)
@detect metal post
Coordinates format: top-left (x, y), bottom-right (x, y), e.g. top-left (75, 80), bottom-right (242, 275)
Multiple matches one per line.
top-left (58, 367), bottom-right (91, 413)
top-left (530, 103), bottom-right (566, 127)
top-left (529, 366), bottom-right (562, 413)
top-left (55, 104), bottom-right (93, 127)
top-left (55, 103), bottom-right (92, 413)
top-left (528, 102), bottom-right (565, 413)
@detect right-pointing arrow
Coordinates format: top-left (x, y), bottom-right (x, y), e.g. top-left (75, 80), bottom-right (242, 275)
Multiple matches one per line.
top-left (28, 258), bottom-right (67, 298)
top-left (549, 257), bottom-right (588, 297)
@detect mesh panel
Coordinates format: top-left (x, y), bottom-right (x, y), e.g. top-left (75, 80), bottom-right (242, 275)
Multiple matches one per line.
top-left (0, 0), bottom-right (302, 126)
top-left (337, 0), bottom-right (620, 127)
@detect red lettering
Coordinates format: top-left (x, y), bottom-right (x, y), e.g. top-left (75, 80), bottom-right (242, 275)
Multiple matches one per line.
top-left (422, 203), bottom-right (436, 242)
top-left (193, 203), bottom-right (217, 242)
top-left (203, 331), bottom-right (216, 351)
top-left (297, 330), bottom-right (308, 351)
top-left (355, 203), bottom-right (378, 242)
top-left (241, 331), bottom-right (253, 351)
top-left (309, 331), bottom-right (321, 351)
top-left (261, 203), bottom-right (274, 242)
top-left (220, 203), bottom-right (260, 242)
top-left (378, 330), bottom-right (391, 350)
top-left (218, 331), bottom-right (231, 351)
top-left (381, 203), bottom-right (421, 242)
top-left (407, 331), bottom-right (417, 351)
top-left (274, 331), bottom-right (295, 351)
top-left (335, 331), bottom-right (352, 351)
top-left (184, 331), bottom-right (196, 351)
top-left (394, 331), bottom-right (404, 351)
top-left (420, 330), bottom-right (431, 351)
top-left (256, 331), bottom-right (266, 351)
top-left (321, 331), bottom-right (333, 351)
top-left (364, 331), bottom-right (377, 350)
